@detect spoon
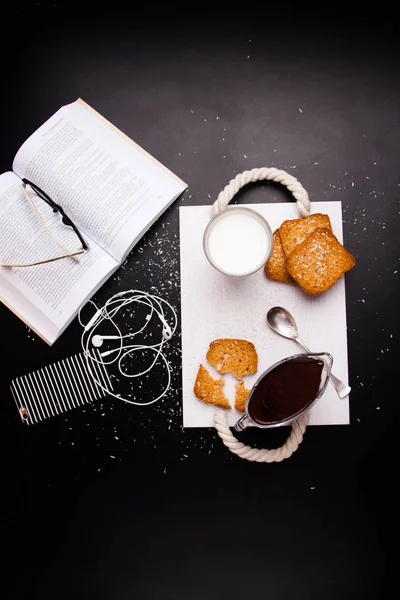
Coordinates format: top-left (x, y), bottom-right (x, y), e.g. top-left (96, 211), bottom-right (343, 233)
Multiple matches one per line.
top-left (266, 306), bottom-right (351, 399)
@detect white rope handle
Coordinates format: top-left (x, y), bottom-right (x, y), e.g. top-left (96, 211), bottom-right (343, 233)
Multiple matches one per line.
top-left (212, 167), bottom-right (311, 463)
top-left (214, 409), bottom-right (310, 462)
top-left (212, 167), bottom-right (310, 217)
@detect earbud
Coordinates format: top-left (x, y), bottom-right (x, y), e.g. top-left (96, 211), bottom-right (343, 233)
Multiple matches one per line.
top-left (158, 314), bottom-right (172, 340)
top-left (92, 335), bottom-right (103, 347)
top-left (162, 326), bottom-right (172, 340)
top-left (91, 335), bottom-right (120, 348)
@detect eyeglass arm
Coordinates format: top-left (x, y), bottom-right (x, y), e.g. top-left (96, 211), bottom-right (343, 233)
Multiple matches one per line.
top-left (19, 184), bottom-right (81, 264)
top-left (22, 178), bottom-right (88, 251)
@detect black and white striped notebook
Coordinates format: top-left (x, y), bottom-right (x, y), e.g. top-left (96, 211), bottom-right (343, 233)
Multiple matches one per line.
top-left (10, 350), bottom-right (113, 425)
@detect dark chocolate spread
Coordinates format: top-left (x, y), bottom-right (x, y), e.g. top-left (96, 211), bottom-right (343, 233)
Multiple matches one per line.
top-left (248, 356), bottom-right (324, 425)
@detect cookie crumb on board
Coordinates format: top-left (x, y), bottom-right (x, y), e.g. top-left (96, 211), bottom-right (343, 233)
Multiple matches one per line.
top-left (235, 381), bottom-right (251, 412)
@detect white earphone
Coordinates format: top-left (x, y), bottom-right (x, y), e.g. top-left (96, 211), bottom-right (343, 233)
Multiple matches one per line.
top-left (78, 290), bottom-right (177, 407)
top-left (90, 315), bottom-right (172, 349)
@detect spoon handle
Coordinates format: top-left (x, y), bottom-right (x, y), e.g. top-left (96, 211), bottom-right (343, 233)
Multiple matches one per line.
top-left (295, 337), bottom-right (351, 399)
top-left (328, 373), bottom-right (351, 399)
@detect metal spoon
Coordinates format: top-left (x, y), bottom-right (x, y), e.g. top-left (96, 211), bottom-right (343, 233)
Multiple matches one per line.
top-left (266, 306), bottom-right (351, 399)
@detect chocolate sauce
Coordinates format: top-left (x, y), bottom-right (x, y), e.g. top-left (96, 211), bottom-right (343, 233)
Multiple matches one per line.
top-left (248, 357), bottom-right (324, 425)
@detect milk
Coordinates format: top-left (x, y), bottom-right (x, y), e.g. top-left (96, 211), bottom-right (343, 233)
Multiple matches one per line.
top-left (205, 208), bottom-right (272, 276)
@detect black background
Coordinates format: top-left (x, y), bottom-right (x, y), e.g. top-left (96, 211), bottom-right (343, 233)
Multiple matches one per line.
top-left (0, 3), bottom-right (398, 599)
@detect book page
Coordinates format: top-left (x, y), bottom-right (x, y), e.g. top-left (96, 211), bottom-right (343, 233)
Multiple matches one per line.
top-left (13, 100), bottom-right (187, 263)
top-left (0, 279), bottom-right (61, 345)
top-left (0, 172), bottom-right (118, 336)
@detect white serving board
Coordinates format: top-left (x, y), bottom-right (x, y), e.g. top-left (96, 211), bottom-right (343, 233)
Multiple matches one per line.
top-left (179, 202), bottom-right (350, 428)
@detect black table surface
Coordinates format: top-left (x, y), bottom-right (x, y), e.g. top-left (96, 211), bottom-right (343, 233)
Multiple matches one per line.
top-left (1, 5), bottom-right (399, 599)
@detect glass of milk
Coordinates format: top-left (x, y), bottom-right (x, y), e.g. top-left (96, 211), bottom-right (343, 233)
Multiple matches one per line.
top-left (203, 206), bottom-right (273, 276)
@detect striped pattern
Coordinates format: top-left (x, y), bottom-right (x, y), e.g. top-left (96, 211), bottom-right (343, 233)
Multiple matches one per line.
top-left (10, 350), bottom-right (113, 425)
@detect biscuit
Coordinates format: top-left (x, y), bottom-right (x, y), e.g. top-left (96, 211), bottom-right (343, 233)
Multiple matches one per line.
top-left (206, 338), bottom-right (258, 379)
top-left (194, 364), bottom-right (231, 409)
top-left (279, 213), bottom-right (332, 257)
top-left (264, 230), bottom-right (293, 284)
top-left (235, 381), bottom-right (251, 412)
top-left (286, 227), bottom-right (356, 295)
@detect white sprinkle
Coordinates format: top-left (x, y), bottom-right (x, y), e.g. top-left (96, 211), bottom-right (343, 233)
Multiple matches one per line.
top-left (310, 486), bottom-right (315, 490)
top-left (314, 162), bottom-right (319, 165)
top-left (247, 55), bottom-right (250, 59)
top-left (216, 116), bottom-right (219, 120)
top-left (357, 418), bottom-right (361, 422)
top-left (299, 108), bottom-right (303, 113)
top-left (376, 406), bottom-right (380, 410)
top-left (204, 118), bottom-right (207, 122)
top-left (114, 436), bottom-right (119, 440)
top-left (190, 109), bottom-right (194, 114)
top-left (351, 181), bottom-right (355, 187)
top-left (110, 455), bottom-right (115, 459)
top-left (244, 154), bottom-right (248, 158)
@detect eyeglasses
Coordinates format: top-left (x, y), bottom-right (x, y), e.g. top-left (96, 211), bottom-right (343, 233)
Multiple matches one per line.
top-left (0, 178), bottom-right (88, 268)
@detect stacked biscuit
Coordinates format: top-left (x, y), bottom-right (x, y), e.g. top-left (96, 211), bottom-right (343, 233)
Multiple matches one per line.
top-left (264, 214), bottom-right (355, 295)
top-left (194, 339), bottom-right (257, 411)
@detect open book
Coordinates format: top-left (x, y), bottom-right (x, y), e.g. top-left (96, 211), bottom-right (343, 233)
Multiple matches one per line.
top-left (0, 99), bottom-right (187, 345)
